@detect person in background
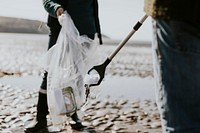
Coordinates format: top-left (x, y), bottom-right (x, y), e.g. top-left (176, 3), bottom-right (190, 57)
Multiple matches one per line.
top-left (144, 0), bottom-right (200, 132)
top-left (24, 0), bottom-right (102, 132)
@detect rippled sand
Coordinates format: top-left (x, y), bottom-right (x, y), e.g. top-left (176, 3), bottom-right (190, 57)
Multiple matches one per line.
top-left (0, 33), bottom-right (161, 133)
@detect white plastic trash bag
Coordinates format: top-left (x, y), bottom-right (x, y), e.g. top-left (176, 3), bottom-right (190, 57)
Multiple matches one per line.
top-left (39, 11), bottom-right (98, 125)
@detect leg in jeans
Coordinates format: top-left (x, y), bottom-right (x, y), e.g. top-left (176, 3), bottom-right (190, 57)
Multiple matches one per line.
top-left (153, 20), bottom-right (200, 133)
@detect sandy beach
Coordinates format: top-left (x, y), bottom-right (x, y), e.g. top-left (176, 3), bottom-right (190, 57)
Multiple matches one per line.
top-left (0, 33), bottom-right (162, 133)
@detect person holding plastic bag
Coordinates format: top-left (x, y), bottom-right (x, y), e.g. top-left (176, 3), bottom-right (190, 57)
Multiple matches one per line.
top-left (24, 0), bottom-right (102, 133)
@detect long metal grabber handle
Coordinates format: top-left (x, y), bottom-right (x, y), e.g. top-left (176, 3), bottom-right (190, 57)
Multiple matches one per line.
top-left (87, 14), bottom-right (148, 87)
top-left (109, 14), bottom-right (148, 60)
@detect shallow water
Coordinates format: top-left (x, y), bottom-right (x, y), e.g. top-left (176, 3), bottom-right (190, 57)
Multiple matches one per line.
top-left (0, 33), bottom-right (155, 101)
top-left (0, 75), bottom-right (155, 101)
top-left (0, 33), bottom-right (159, 133)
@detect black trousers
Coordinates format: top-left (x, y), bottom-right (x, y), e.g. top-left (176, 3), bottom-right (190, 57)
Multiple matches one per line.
top-left (37, 25), bottom-right (95, 121)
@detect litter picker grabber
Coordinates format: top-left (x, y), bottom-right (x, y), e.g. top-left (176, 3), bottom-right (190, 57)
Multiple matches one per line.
top-left (86, 14), bottom-right (148, 87)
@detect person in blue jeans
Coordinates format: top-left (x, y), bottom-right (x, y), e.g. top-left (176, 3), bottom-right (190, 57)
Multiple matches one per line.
top-left (24, 0), bottom-right (102, 133)
top-left (144, 0), bottom-right (200, 133)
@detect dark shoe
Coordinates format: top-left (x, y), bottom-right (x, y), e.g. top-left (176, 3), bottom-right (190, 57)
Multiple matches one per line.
top-left (24, 121), bottom-right (49, 133)
top-left (71, 112), bottom-right (85, 130)
top-left (70, 120), bottom-right (86, 131)
top-left (71, 112), bottom-right (97, 132)
top-left (71, 121), bottom-right (97, 133)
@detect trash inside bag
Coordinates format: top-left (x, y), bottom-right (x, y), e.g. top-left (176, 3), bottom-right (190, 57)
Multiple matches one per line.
top-left (39, 11), bottom-right (98, 125)
top-left (84, 73), bottom-right (100, 85)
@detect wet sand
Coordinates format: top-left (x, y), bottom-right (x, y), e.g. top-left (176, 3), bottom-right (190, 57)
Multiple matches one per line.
top-left (0, 33), bottom-right (161, 133)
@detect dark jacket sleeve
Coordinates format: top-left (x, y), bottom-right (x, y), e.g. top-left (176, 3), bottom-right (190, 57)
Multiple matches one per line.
top-left (43, 0), bottom-right (62, 18)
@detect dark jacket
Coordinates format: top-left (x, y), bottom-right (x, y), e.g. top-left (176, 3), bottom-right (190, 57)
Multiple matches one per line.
top-left (43, 0), bottom-right (102, 44)
top-left (144, 0), bottom-right (200, 23)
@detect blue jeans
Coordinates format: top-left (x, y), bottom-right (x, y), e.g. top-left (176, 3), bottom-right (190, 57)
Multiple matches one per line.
top-left (153, 20), bottom-right (200, 133)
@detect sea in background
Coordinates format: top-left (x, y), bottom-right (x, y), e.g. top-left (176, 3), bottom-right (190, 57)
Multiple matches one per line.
top-left (0, 0), bottom-right (156, 102)
top-left (0, 0), bottom-right (153, 42)
top-left (0, 1), bottom-right (160, 132)
top-left (0, 32), bottom-right (159, 132)
top-left (0, 32), bottom-right (155, 101)
top-left (0, 31), bottom-right (159, 132)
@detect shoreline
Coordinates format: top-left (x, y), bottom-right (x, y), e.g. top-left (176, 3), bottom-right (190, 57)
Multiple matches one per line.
top-left (0, 32), bottom-right (152, 47)
top-left (0, 32), bottom-right (161, 133)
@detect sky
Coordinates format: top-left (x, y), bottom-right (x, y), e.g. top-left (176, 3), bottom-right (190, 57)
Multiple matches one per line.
top-left (0, 0), bottom-right (153, 41)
